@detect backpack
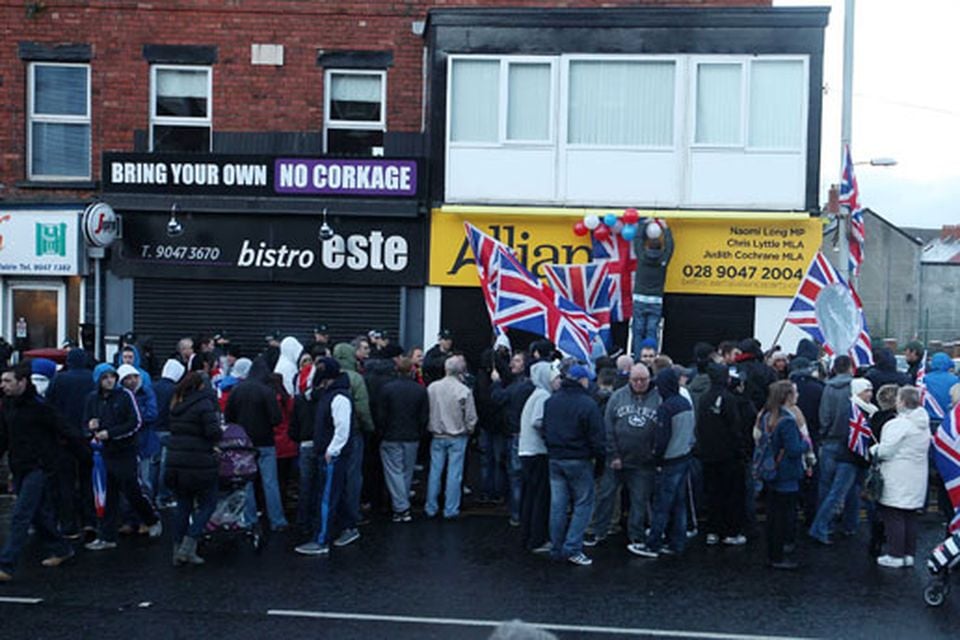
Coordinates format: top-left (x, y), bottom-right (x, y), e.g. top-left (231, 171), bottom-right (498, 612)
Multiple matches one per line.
top-left (751, 412), bottom-right (783, 487)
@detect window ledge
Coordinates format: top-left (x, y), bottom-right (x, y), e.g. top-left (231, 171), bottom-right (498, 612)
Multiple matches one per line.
top-left (15, 180), bottom-right (97, 190)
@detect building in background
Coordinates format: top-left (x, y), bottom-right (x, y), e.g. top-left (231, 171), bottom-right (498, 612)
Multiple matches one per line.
top-left (920, 225), bottom-right (960, 352)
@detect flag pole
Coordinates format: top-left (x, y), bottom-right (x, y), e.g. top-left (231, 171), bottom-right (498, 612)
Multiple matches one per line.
top-left (839, 0), bottom-right (856, 284)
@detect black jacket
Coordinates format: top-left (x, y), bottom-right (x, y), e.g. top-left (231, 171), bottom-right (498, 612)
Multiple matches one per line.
top-left (224, 361), bottom-right (281, 447)
top-left (378, 376), bottom-right (429, 442)
top-left (695, 364), bottom-right (745, 463)
top-left (153, 378), bottom-right (177, 433)
top-left (790, 372), bottom-right (824, 448)
top-left (491, 375), bottom-right (536, 436)
top-left (0, 387), bottom-right (62, 476)
top-left (46, 348), bottom-right (95, 442)
top-left (423, 344), bottom-right (450, 384)
top-left (364, 357), bottom-right (397, 430)
top-left (289, 389), bottom-right (319, 444)
top-left (543, 380), bottom-right (605, 462)
top-left (82, 387), bottom-right (142, 458)
top-left (165, 389), bottom-right (221, 492)
top-left (866, 348), bottom-right (910, 390)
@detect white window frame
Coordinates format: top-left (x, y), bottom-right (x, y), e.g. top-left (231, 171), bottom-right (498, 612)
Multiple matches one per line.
top-left (446, 55), bottom-right (557, 149)
top-left (323, 68), bottom-right (387, 154)
top-left (26, 62), bottom-right (91, 181)
top-left (690, 55), bottom-right (808, 153)
top-left (560, 54), bottom-right (681, 152)
top-left (149, 64), bottom-right (213, 152)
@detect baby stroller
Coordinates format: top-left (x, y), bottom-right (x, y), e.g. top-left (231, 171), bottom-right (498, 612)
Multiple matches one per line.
top-left (202, 422), bottom-right (265, 553)
top-left (923, 532), bottom-right (960, 607)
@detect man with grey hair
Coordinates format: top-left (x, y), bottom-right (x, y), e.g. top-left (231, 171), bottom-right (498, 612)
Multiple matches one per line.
top-left (425, 355), bottom-right (478, 519)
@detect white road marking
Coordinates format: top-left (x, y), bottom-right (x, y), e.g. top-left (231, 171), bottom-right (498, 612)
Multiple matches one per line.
top-left (267, 609), bottom-right (815, 640)
top-left (0, 596), bottom-right (43, 605)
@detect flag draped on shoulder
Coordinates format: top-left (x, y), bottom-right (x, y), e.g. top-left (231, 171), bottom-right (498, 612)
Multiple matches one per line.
top-left (786, 251), bottom-right (873, 368)
top-left (847, 403), bottom-right (874, 459)
top-left (463, 223), bottom-right (598, 361)
top-left (542, 261), bottom-right (612, 348)
top-left (591, 233), bottom-right (636, 322)
top-left (91, 439), bottom-right (107, 518)
top-left (933, 402), bottom-right (960, 533)
top-left (840, 145), bottom-right (865, 278)
top-left (917, 351), bottom-right (946, 420)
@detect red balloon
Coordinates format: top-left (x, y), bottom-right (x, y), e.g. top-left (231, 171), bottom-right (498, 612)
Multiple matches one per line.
top-left (622, 208), bottom-right (640, 225)
top-left (573, 221), bottom-right (589, 236)
top-left (593, 225), bottom-right (611, 241)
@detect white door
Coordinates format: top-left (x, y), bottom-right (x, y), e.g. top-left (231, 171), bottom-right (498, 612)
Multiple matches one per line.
top-left (5, 280), bottom-right (66, 350)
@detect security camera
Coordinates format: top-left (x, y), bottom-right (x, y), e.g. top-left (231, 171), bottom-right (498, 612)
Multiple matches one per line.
top-left (318, 222), bottom-right (335, 241)
top-left (167, 204), bottom-right (183, 237)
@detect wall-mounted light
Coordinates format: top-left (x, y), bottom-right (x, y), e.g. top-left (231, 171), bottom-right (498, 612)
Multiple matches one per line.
top-left (167, 203), bottom-right (184, 237)
top-left (318, 208), bottom-right (334, 241)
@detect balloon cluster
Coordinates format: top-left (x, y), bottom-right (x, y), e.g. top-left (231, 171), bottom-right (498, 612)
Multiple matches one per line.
top-left (573, 208), bottom-right (642, 241)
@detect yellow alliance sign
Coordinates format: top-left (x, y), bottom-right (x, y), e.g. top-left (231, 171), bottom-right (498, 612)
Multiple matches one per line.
top-left (429, 208), bottom-right (822, 297)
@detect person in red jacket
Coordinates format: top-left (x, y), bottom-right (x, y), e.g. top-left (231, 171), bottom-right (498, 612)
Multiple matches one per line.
top-left (271, 373), bottom-right (298, 515)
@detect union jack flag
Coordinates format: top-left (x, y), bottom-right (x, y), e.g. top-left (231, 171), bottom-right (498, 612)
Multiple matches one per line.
top-left (464, 223), bottom-right (598, 361)
top-left (786, 251), bottom-right (873, 368)
top-left (91, 439), bottom-right (107, 518)
top-left (917, 351), bottom-right (946, 420)
top-left (543, 261), bottom-right (613, 349)
top-left (591, 231), bottom-right (637, 322)
top-left (840, 145), bottom-right (865, 277)
top-left (847, 402), bottom-right (874, 459)
top-left (933, 401), bottom-right (960, 533)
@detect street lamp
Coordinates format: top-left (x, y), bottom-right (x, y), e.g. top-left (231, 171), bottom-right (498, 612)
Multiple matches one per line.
top-left (855, 158), bottom-right (898, 167)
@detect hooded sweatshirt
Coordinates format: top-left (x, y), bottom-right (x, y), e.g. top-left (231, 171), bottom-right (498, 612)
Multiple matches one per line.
top-left (83, 363), bottom-right (143, 457)
top-left (519, 362), bottom-right (555, 457)
top-left (119, 364), bottom-right (160, 457)
top-left (47, 348), bottom-right (95, 441)
top-left (695, 363), bottom-right (745, 463)
top-left (871, 406), bottom-right (931, 509)
top-left (653, 368), bottom-right (695, 463)
top-left (925, 352), bottom-right (959, 419)
top-left (603, 377), bottom-right (661, 468)
top-left (274, 336), bottom-right (304, 396)
top-left (632, 221), bottom-right (674, 298)
top-left (117, 345), bottom-right (154, 390)
top-left (154, 359), bottom-right (185, 434)
top-left (312, 371), bottom-right (354, 458)
top-left (819, 373), bottom-right (852, 443)
top-left (333, 342), bottom-right (374, 433)
top-left (866, 348), bottom-right (910, 390)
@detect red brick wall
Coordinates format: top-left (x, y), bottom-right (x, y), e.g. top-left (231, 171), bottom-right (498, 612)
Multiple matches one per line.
top-left (0, 0), bottom-right (771, 201)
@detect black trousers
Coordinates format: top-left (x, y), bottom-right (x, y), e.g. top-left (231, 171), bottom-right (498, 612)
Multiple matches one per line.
top-left (879, 505), bottom-right (918, 558)
top-left (766, 490), bottom-right (798, 563)
top-left (702, 460), bottom-right (746, 538)
top-left (55, 445), bottom-right (94, 533)
top-left (102, 453), bottom-right (158, 542)
top-left (519, 455), bottom-right (550, 550)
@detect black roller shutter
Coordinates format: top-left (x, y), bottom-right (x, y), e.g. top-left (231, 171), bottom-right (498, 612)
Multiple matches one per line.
top-left (134, 278), bottom-right (401, 360)
top-left (661, 293), bottom-right (755, 365)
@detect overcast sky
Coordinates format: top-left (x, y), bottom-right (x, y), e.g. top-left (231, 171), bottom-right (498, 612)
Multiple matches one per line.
top-left (776, 0), bottom-right (960, 230)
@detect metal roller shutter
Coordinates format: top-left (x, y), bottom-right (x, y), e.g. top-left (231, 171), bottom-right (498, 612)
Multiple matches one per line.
top-left (134, 278), bottom-right (401, 359)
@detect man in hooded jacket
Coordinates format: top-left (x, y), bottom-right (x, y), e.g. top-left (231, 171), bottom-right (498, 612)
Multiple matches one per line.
top-left (225, 359), bottom-right (287, 531)
top-left (332, 342), bottom-right (373, 544)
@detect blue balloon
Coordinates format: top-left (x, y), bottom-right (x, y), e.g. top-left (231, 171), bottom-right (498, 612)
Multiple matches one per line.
top-left (603, 213), bottom-right (618, 227)
top-left (621, 224), bottom-right (638, 241)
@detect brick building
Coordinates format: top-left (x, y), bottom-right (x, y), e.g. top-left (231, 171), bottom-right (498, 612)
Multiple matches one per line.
top-left (0, 0), bottom-right (830, 366)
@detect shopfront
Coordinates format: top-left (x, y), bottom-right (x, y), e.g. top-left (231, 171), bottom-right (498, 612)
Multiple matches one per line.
top-left (0, 206), bottom-right (87, 355)
top-left (428, 206), bottom-right (822, 364)
top-left (102, 153), bottom-right (425, 359)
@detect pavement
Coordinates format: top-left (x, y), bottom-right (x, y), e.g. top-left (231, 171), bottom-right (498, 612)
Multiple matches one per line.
top-left (1, 490), bottom-right (959, 640)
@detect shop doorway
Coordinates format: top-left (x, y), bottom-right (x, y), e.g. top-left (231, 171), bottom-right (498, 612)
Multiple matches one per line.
top-left (5, 281), bottom-right (66, 351)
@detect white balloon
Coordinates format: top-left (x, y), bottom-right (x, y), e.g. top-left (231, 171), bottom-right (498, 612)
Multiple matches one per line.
top-left (645, 221), bottom-right (662, 239)
top-left (584, 215), bottom-right (601, 230)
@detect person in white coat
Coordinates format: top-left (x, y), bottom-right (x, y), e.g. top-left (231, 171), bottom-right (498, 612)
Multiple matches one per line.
top-left (869, 386), bottom-right (930, 568)
top-left (274, 336), bottom-right (304, 397)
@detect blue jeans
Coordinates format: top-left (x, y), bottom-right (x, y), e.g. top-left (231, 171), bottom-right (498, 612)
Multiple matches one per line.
top-left (381, 441), bottom-right (419, 513)
top-left (507, 435), bottom-right (522, 521)
top-left (296, 443), bottom-right (318, 532)
top-left (631, 299), bottom-right (662, 359)
top-left (344, 434), bottom-right (364, 526)
top-left (809, 442), bottom-right (860, 541)
top-left (172, 477), bottom-right (218, 545)
top-left (425, 435), bottom-right (469, 518)
top-left (138, 452), bottom-right (161, 501)
top-left (479, 430), bottom-right (507, 500)
top-left (592, 465), bottom-right (655, 542)
top-left (0, 470), bottom-right (71, 574)
top-left (645, 458), bottom-right (691, 553)
top-left (549, 458), bottom-right (596, 558)
top-left (244, 446), bottom-right (289, 530)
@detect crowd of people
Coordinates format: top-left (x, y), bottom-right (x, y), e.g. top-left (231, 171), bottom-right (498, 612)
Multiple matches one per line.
top-left (1, 324), bottom-right (958, 579)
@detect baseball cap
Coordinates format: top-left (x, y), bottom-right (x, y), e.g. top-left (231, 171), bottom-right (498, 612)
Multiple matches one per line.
top-left (567, 363), bottom-right (596, 381)
top-left (314, 323), bottom-right (329, 334)
top-left (368, 329), bottom-right (383, 340)
top-left (439, 328), bottom-right (454, 339)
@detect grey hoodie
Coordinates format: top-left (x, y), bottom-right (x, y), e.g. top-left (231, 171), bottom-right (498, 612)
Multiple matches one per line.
top-left (519, 362), bottom-right (554, 456)
top-left (819, 373), bottom-right (852, 442)
top-left (603, 383), bottom-right (661, 468)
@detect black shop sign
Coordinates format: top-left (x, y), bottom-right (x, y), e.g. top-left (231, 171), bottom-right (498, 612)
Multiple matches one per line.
top-left (102, 153), bottom-right (419, 198)
top-left (111, 212), bottom-right (425, 286)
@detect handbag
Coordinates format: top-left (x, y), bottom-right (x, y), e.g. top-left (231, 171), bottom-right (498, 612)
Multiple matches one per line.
top-left (862, 457), bottom-right (884, 502)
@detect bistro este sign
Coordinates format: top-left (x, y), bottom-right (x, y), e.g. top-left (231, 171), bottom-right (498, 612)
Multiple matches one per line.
top-left (102, 153), bottom-right (419, 198)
